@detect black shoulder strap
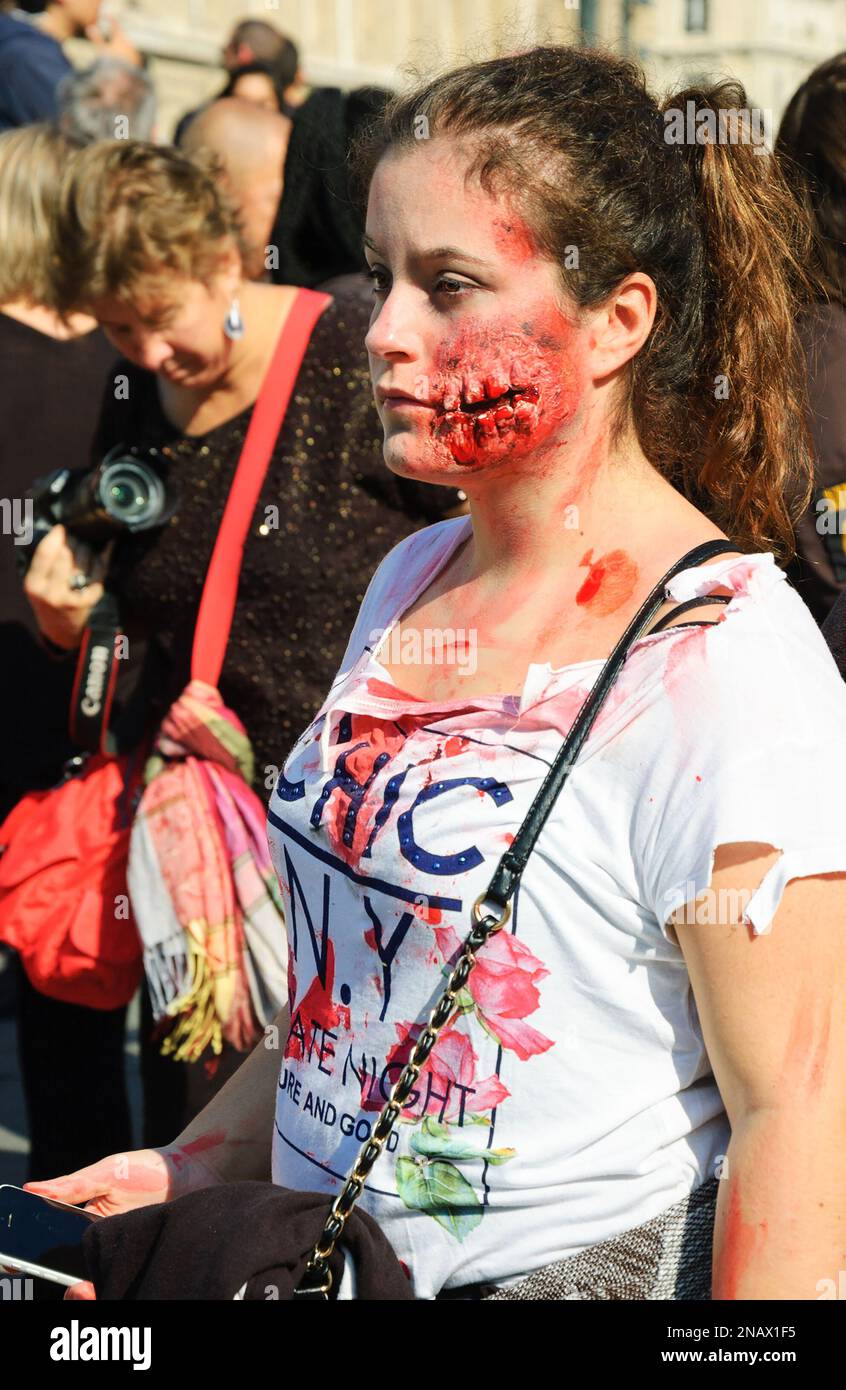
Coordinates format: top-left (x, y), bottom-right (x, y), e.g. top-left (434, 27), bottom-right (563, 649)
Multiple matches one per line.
top-left (647, 592), bottom-right (732, 635)
top-left (483, 539), bottom-right (739, 910)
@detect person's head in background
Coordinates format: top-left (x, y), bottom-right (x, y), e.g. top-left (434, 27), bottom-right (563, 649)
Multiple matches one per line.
top-left (0, 122), bottom-right (95, 334)
top-left (221, 61), bottom-right (287, 115)
top-left (777, 54), bottom-right (846, 307)
top-left (56, 57), bottom-right (156, 143)
top-left (221, 19), bottom-right (306, 108)
top-left (179, 98), bottom-right (291, 282)
top-left (12, 0), bottom-right (101, 40)
top-left (50, 140), bottom-right (256, 388)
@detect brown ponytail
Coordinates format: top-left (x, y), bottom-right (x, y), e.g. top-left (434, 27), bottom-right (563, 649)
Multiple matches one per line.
top-left (656, 81), bottom-right (816, 560)
top-left (350, 48), bottom-right (817, 561)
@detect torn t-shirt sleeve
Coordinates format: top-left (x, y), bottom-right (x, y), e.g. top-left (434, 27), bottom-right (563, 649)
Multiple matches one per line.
top-left (632, 566), bottom-right (846, 941)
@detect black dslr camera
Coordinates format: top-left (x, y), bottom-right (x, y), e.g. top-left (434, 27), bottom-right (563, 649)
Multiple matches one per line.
top-left (18, 443), bottom-right (178, 572)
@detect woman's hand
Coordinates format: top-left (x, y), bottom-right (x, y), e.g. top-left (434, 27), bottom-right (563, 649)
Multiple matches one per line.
top-left (23, 1142), bottom-right (225, 1301)
top-left (22, 525), bottom-right (112, 650)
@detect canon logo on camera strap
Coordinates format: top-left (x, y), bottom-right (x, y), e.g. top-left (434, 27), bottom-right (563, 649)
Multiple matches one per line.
top-left (69, 593), bottom-right (123, 756)
top-left (80, 643), bottom-right (110, 717)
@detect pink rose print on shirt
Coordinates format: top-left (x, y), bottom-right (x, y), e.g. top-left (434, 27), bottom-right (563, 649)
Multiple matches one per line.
top-left (362, 1020), bottom-right (510, 1121)
top-left (434, 924), bottom-right (555, 1061)
top-left (284, 939), bottom-right (351, 1062)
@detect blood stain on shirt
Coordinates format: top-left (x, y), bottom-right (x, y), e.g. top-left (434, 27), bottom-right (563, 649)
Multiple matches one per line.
top-left (413, 902), bottom-right (443, 925)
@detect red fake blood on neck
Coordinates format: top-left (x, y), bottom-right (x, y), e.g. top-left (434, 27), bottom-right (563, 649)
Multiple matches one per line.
top-left (575, 548), bottom-right (639, 617)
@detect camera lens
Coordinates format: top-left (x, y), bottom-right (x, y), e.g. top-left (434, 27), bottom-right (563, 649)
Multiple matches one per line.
top-left (97, 460), bottom-right (166, 530)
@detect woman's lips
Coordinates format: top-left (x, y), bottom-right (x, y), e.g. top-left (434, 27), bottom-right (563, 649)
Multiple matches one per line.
top-left (383, 384), bottom-right (538, 416)
top-left (382, 396), bottom-right (435, 411)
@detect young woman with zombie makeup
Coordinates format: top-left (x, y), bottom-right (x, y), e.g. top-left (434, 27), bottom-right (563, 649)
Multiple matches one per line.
top-left (32, 48), bottom-right (846, 1303)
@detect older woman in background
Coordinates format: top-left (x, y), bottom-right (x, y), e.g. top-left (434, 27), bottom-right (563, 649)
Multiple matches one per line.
top-left (20, 139), bottom-right (459, 1166)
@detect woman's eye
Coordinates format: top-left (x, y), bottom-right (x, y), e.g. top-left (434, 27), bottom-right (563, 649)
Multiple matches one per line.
top-left (434, 276), bottom-right (471, 296)
top-left (365, 266), bottom-right (389, 294)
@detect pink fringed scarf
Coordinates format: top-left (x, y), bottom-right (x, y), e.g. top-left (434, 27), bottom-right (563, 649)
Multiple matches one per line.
top-left (127, 680), bottom-right (288, 1061)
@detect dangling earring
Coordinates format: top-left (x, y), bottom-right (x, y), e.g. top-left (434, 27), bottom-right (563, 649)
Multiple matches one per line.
top-left (224, 296), bottom-right (244, 341)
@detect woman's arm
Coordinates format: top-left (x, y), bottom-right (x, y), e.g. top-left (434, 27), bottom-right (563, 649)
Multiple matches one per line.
top-left (167, 1001), bottom-right (291, 1188)
top-left (671, 846), bottom-right (846, 1300)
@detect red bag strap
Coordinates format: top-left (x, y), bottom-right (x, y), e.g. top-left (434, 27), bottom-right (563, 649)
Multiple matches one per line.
top-left (191, 287), bottom-right (331, 687)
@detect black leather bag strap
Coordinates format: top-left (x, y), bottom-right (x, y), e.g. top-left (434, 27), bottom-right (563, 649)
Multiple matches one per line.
top-left (483, 539), bottom-right (740, 909)
top-left (647, 592), bottom-right (731, 634)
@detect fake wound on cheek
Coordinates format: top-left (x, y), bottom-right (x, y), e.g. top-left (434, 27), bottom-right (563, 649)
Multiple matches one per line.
top-left (423, 314), bottom-right (583, 466)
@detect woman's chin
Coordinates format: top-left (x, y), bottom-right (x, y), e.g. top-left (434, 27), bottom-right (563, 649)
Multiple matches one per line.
top-left (382, 435), bottom-right (474, 483)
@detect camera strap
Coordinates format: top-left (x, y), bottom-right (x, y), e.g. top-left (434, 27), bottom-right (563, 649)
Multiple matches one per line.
top-left (69, 590), bottom-right (123, 756)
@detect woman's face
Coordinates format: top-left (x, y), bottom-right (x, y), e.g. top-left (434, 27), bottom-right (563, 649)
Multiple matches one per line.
top-left (364, 138), bottom-right (594, 484)
top-left (90, 269), bottom-right (238, 388)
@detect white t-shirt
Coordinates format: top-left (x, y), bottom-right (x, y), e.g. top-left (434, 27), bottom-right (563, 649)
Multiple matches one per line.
top-left (267, 514), bottom-right (846, 1299)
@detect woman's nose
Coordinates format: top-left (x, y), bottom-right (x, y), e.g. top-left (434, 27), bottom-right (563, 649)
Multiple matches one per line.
top-left (131, 333), bottom-right (173, 373)
top-left (364, 285), bottom-right (419, 361)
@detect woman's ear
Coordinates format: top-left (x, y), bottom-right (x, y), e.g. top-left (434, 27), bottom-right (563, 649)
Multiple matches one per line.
top-left (589, 272), bottom-right (657, 380)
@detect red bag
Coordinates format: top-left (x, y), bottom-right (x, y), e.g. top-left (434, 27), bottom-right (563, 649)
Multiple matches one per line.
top-left (0, 747), bottom-right (146, 1009)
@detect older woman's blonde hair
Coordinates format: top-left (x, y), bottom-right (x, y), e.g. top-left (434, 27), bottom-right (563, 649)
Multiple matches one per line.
top-left (0, 123), bottom-right (77, 306)
top-left (50, 139), bottom-right (248, 315)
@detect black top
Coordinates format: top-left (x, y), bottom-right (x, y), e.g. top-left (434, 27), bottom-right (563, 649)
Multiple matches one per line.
top-left (96, 291), bottom-right (460, 788)
top-left (822, 587), bottom-right (846, 681)
top-left (268, 86), bottom-right (391, 289)
top-left (0, 311), bottom-right (118, 814)
top-left (788, 301), bottom-right (846, 624)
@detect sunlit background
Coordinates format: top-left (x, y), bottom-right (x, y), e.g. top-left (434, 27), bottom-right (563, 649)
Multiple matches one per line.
top-left (80, 0), bottom-right (846, 142)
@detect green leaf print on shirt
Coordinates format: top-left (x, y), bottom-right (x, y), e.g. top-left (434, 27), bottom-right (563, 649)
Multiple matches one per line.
top-left (396, 1119), bottom-right (516, 1241)
top-left (410, 1117), bottom-right (516, 1165)
top-left (395, 1156), bottom-right (483, 1241)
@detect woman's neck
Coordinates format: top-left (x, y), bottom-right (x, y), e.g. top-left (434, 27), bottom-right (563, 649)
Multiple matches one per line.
top-left (157, 281), bottom-right (299, 434)
top-left (0, 300), bottom-right (99, 340)
top-left (217, 280), bottom-right (291, 397)
top-left (460, 416), bottom-right (678, 587)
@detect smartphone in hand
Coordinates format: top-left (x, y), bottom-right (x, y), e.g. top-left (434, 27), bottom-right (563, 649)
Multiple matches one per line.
top-left (0, 1184), bottom-right (98, 1288)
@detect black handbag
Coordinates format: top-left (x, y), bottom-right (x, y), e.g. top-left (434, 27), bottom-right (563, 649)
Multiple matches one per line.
top-left (81, 538), bottom-right (739, 1301)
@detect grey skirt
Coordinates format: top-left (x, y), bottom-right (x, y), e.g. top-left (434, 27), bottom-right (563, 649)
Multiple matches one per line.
top-left (440, 1176), bottom-right (719, 1301)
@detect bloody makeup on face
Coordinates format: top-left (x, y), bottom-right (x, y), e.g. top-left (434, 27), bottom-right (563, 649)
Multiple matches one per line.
top-left (365, 144), bottom-right (592, 477)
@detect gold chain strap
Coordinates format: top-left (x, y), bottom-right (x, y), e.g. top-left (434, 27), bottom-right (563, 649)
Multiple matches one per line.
top-left (292, 892), bottom-right (512, 1298)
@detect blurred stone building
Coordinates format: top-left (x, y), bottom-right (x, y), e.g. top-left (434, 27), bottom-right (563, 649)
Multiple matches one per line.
top-left (72, 0), bottom-right (846, 142)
